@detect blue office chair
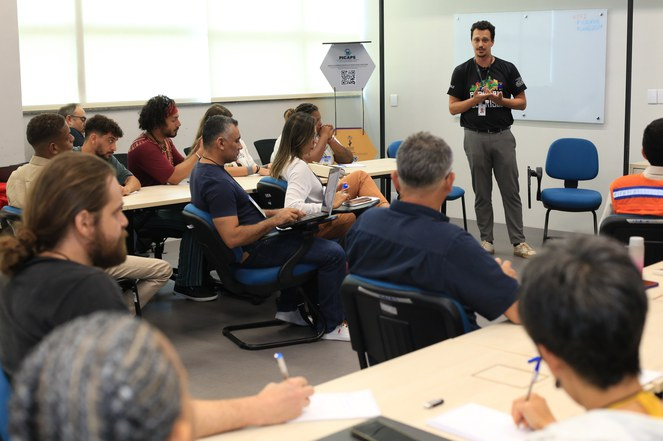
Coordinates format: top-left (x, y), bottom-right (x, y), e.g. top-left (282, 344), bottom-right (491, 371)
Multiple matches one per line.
top-left (340, 274), bottom-right (472, 369)
top-left (255, 176), bottom-right (288, 209)
top-left (182, 203), bottom-right (326, 350)
top-left (0, 205), bottom-right (22, 237)
top-left (528, 138), bottom-right (603, 241)
top-left (387, 140), bottom-right (467, 230)
top-left (0, 361), bottom-right (10, 441)
top-left (600, 214), bottom-right (663, 266)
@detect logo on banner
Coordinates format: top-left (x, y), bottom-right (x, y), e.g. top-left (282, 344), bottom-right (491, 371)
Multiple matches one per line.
top-left (339, 48), bottom-right (356, 60)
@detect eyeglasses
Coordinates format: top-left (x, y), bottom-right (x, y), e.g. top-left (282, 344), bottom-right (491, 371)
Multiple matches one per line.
top-left (69, 115), bottom-right (87, 123)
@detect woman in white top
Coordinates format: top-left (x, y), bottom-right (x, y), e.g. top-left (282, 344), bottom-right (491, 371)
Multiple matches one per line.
top-left (270, 112), bottom-right (389, 239)
top-left (191, 104), bottom-right (269, 177)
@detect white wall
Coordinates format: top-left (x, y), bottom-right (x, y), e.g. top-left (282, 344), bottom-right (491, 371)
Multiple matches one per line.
top-left (384, 0), bottom-right (632, 236)
top-left (0, 0), bottom-right (25, 165)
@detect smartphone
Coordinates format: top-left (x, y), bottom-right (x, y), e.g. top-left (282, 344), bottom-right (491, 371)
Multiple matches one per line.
top-left (644, 279), bottom-right (659, 290)
top-left (351, 419), bottom-right (419, 441)
top-left (343, 196), bottom-right (374, 207)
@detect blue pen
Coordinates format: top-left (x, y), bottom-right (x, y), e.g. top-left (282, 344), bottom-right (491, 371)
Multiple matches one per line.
top-left (274, 352), bottom-right (289, 380)
top-left (526, 356), bottom-right (542, 400)
top-left (342, 183), bottom-right (349, 191)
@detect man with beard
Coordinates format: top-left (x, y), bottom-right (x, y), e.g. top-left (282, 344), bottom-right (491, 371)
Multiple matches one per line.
top-left (0, 153), bottom-right (315, 437)
top-left (0, 153), bottom-right (128, 376)
top-left (127, 95), bottom-right (215, 301)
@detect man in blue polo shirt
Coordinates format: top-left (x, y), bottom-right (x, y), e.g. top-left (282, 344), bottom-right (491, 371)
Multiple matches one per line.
top-left (346, 132), bottom-right (520, 330)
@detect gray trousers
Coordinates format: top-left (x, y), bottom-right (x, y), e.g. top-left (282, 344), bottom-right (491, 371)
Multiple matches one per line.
top-left (463, 128), bottom-right (526, 245)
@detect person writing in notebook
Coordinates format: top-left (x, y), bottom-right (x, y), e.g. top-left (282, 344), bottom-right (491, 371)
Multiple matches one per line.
top-left (190, 115), bottom-right (350, 341)
top-left (270, 112), bottom-right (389, 240)
top-left (511, 235), bottom-right (663, 439)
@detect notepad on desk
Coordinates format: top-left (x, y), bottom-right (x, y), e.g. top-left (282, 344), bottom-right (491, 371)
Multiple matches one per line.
top-left (428, 403), bottom-right (529, 441)
top-left (289, 390), bottom-right (381, 423)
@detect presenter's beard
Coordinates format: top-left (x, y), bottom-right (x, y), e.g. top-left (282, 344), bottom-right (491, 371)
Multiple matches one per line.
top-left (90, 229), bottom-right (128, 269)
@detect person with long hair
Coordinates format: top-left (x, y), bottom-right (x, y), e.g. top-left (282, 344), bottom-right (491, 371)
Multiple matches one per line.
top-left (190, 104), bottom-right (269, 177)
top-left (270, 112), bottom-right (389, 240)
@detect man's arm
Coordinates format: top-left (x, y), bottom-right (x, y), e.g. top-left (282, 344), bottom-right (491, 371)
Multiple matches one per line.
top-left (495, 257), bottom-right (521, 324)
top-left (121, 175), bottom-right (141, 195)
top-left (449, 94), bottom-right (484, 115)
top-left (213, 208), bottom-right (303, 249)
top-left (167, 153), bottom-right (199, 185)
top-left (486, 91), bottom-right (527, 111)
top-left (191, 377), bottom-right (314, 437)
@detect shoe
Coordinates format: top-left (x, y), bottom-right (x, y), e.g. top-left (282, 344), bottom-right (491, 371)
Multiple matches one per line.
top-left (321, 322), bottom-right (351, 342)
top-left (174, 284), bottom-right (219, 302)
top-left (513, 242), bottom-right (537, 259)
top-left (275, 310), bottom-right (309, 327)
top-left (481, 240), bottom-right (495, 255)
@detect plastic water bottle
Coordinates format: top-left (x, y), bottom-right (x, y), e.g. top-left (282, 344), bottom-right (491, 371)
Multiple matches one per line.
top-left (628, 236), bottom-right (645, 274)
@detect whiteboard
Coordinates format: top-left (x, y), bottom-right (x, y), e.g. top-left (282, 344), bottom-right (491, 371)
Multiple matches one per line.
top-left (453, 9), bottom-right (607, 124)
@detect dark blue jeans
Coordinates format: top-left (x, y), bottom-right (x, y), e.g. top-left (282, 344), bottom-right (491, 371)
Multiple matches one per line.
top-left (242, 234), bottom-right (346, 332)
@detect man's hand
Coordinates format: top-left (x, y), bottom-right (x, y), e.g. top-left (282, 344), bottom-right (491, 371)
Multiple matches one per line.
top-left (120, 186), bottom-right (133, 196)
top-left (252, 377), bottom-right (314, 425)
top-left (258, 166), bottom-right (270, 176)
top-left (495, 257), bottom-right (518, 280)
top-left (270, 208), bottom-right (304, 226)
top-left (511, 393), bottom-right (556, 430)
top-left (485, 90), bottom-right (504, 106)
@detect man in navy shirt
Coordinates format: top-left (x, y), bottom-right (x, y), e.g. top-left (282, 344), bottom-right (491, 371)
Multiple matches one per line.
top-left (190, 115), bottom-right (349, 341)
top-left (346, 132), bottom-right (520, 330)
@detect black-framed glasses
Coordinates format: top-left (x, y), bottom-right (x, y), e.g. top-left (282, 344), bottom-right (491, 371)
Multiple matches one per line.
top-left (69, 115), bottom-right (87, 123)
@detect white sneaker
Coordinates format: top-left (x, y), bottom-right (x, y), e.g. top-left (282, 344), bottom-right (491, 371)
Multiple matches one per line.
top-left (481, 240), bottom-right (495, 255)
top-left (321, 322), bottom-right (351, 342)
top-left (275, 310), bottom-right (308, 327)
top-left (513, 242), bottom-right (537, 259)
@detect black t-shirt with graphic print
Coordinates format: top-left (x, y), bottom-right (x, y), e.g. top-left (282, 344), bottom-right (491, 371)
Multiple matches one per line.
top-left (447, 57), bottom-right (527, 131)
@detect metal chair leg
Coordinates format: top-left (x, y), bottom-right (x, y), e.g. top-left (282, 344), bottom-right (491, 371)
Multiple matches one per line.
top-left (543, 209), bottom-right (552, 242)
top-left (460, 195), bottom-right (468, 231)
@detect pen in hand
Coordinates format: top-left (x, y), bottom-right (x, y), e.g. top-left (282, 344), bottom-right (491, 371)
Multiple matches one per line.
top-left (274, 352), bottom-right (289, 380)
top-left (526, 356), bottom-right (542, 400)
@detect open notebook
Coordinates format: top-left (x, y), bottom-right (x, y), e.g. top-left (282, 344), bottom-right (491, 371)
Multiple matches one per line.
top-left (428, 403), bottom-right (529, 441)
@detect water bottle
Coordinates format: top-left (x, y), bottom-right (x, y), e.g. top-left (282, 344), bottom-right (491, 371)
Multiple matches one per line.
top-left (628, 236), bottom-right (645, 274)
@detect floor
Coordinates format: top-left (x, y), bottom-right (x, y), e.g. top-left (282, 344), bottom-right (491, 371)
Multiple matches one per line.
top-left (142, 218), bottom-right (568, 400)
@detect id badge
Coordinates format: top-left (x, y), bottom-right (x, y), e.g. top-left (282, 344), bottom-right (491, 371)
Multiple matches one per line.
top-left (478, 103), bottom-right (487, 116)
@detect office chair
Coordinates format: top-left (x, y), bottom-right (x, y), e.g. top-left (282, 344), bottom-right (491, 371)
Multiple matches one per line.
top-left (0, 206), bottom-right (22, 237)
top-left (0, 361), bottom-right (10, 441)
top-left (254, 138), bottom-right (277, 165)
top-left (340, 274), bottom-right (472, 369)
top-left (387, 140), bottom-right (467, 230)
top-left (528, 138), bottom-right (603, 242)
top-left (255, 176), bottom-right (287, 209)
top-left (114, 152), bottom-right (128, 168)
top-left (600, 214), bottom-right (663, 266)
top-left (182, 203), bottom-right (327, 350)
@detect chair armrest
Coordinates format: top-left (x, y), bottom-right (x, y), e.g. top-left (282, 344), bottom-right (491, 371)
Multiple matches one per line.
top-left (527, 166), bottom-right (543, 208)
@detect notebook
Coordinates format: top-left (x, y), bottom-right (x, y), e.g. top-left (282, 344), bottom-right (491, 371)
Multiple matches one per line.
top-left (278, 166), bottom-right (341, 229)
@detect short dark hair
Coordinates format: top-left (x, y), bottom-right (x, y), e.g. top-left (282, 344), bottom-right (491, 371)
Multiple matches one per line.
top-left (397, 132), bottom-right (453, 189)
top-left (84, 114), bottom-right (124, 140)
top-left (10, 312), bottom-right (182, 441)
top-left (202, 115), bottom-right (238, 151)
top-left (471, 20), bottom-right (495, 41)
top-left (57, 103), bottom-right (79, 118)
top-left (642, 118), bottom-right (663, 166)
top-left (138, 95), bottom-right (177, 132)
top-left (26, 113), bottom-right (67, 150)
top-left (518, 235), bottom-right (647, 389)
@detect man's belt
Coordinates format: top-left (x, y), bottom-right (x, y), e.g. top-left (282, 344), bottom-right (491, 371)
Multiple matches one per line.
top-left (465, 127), bottom-right (510, 134)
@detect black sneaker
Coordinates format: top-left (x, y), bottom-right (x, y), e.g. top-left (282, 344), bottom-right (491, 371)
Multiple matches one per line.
top-left (174, 284), bottom-right (219, 302)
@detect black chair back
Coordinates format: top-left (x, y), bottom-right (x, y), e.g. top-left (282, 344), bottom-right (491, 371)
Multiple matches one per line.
top-left (114, 153), bottom-right (128, 168)
top-left (600, 214), bottom-right (663, 266)
top-left (255, 177), bottom-right (287, 209)
top-left (341, 275), bottom-right (471, 369)
top-left (254, 139), bottom-right (277, 165)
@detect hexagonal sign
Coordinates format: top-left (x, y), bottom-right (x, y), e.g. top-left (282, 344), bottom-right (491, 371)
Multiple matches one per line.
top-left (320, 43), bottom-right (375, 92)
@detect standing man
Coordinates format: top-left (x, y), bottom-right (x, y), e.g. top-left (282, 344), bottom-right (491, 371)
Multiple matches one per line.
top-left (57, 103), bottom-right (87, 148)
top-left (448, 20), bottom-right (535, 258)
top-left (127, 95), bottom-right (214, 301)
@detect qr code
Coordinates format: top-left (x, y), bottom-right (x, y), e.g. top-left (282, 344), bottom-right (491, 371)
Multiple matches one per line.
top-left (341, 70), bottom-right (356, 86)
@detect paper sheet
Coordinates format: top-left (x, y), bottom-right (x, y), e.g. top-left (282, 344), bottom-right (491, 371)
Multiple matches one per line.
top-left (340, 163), bottom-right (366, 168)
top-left (289, 390), bottom-right (381, 423)
top-left (427, 403), bottom-right (529, 441)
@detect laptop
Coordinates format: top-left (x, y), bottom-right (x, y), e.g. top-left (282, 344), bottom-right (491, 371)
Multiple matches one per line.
top-left (278, 166), bottom-right (342, 229)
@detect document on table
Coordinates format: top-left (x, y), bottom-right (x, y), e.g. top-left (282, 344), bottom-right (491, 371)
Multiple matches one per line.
top-left (340, 163), bottom-right (366, 168)
top-left (289, 390), bottom-right (381, 423)
top-left (427, 403), bottom-right (529, 441)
